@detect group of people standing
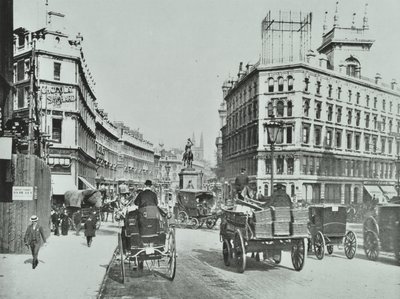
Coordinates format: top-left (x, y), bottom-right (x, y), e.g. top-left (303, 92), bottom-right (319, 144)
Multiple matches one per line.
top-left (51, 208), bottom-right (71, 236)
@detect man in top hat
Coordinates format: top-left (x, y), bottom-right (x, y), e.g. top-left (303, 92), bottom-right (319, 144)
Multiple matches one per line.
top-left (24, 215), bottom-right (46, 269)
top-left (134, 180), bottom-right (158, 208)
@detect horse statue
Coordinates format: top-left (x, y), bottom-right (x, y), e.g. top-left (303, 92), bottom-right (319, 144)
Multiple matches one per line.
top-left (182, 149), bottom-right (193, 168)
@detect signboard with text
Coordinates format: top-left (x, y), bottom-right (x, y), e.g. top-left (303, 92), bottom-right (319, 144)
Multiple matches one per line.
top-left (40, 83), bottom-right (76, 109)
top-left (13, 186), bottom-right (34, 201)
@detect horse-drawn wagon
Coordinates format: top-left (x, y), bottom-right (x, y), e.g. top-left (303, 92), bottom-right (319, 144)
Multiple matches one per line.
top-left (308, 204), bottom-right (357, 260)
top-left (176, 189), bottom-right (221, 229)
top-left (363, 203), bottom-right (400, 264)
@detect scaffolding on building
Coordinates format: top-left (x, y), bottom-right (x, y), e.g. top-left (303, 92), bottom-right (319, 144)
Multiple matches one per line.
top-left (261, 11), bottom-right (312, 65)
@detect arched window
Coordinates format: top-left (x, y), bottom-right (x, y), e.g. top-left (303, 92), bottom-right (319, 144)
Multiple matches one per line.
top-left (276, 101), bottom-right (284, 117)
top-left (268, 78), bottom-right (274, 92)
top-left (278, 77), bottom-right (284, 92)
top-left (365, 114), bottom-right (370, 128)
top-left (373, 116), bottom-right (377, 130)
top-left (356, 112), bottom-right (360, 126)
top-left (389, 119), bottom-right (393, 133)
top-left (287, 101), bottom-right (293, 116)
top-left (345, 56), bottom-right (361, 78)
top-left (288, 76), bottom-right (294, 91)
top-left (337, 107), bottom-right (342, 123)
top-left (327, 105), bottom-right (333, 121)
top-left (303, 100), bottom-right (310, 117)
top-left (267, 102), bottom-right (274, 117)
top-left (316, 102), bottom-right (322, 119)
top-left (347, 110), bottom-right (352, 125)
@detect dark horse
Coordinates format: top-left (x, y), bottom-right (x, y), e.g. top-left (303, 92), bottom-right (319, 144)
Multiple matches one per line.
top-left (182, 149), bottom-right (193, 168)
top-left (100, 199), bottom-right (119, 222)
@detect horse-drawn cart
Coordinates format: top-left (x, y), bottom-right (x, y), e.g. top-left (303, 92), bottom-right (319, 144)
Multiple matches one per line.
top-left (176, 189), bottom-right (221, 229)
top-left (308, 204), bottom-right (357, 260)
top-left (363, 203), bottom-right (400, 264)
top-left (117, 206), bottom-right (177, 282)
top-left (220, 203), bottom-right (308, 273)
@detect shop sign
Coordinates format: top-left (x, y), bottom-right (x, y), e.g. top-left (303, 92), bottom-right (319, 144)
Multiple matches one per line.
top-left (40, 84), bottom-right (75, 107)
top-left (13, 186), bottom-right (34, 201)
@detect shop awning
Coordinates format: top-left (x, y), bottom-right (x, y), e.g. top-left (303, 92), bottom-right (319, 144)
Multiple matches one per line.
top-left (363, 185), bottom-right (385, 203)
top-left (380, 185), bottom-right (397, 201)
top-left (78, 176), bottom-right (96, 190)
top-left (52, 175), bottom-right (76, 195)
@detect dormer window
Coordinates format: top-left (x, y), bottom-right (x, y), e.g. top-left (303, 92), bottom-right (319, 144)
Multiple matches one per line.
top-left (345, 56), bottom-right (361, 78)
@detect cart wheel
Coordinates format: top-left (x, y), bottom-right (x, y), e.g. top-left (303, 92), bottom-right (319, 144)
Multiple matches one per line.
top-left (166, 229), bottom-right (177, 281)
top-left (177, 211), bottom-right (188, 225)
top-left (206, 218), bottom-right (215, 229)
top-left (327, 245), bottom-right (334, 255)
top-left (344, 231), bottom-right (357, 259)
top-left (233, 229), bottom-right (246, 273)
top-left (118, 233), bottom-right (126, 283)
top-left (273, 250), bottom-right (282, 264)
top-left (190, 218), bottom-right (199, 229)
top-left (313, 231), bottom-right (325, 260)
top-left (198, 220), bottom-right (204, 228)
top-left (291, 238), bottom-right (305, 271)
top-left (222, 239), bottom-right (232, 266)
top-left (364, 230), bottom-right (380, 261)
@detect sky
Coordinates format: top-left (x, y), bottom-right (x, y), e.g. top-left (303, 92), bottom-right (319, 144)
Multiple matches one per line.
top-left (14, 0), bottom-right (400, 164)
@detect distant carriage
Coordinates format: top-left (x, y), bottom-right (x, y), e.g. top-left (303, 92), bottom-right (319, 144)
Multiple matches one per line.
top-left (363, 203), bottom-right (400, 264)
top-left (176, 189), bottom-right (221, 229)
top-left (308, 204), bottom-right (357, 260)
top-left (64, 189), bottom-right (102, 230)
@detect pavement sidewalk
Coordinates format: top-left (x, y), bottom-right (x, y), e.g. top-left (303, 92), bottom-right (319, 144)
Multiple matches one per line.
top-left (0, 222), bottom-right (120, 299)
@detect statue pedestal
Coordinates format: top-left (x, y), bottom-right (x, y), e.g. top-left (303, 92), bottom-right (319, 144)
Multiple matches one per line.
top-left (179, 167), bottom-right (203, 189)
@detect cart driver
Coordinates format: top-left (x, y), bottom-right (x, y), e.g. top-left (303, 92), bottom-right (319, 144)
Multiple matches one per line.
top-left (134, 180), bottom-right (158, 208)
top-left (235, 168), bottom-right (249, 199)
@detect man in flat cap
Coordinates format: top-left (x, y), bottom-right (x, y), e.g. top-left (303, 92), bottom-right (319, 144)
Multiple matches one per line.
top-left (24, 215), bottom-right (47, 269)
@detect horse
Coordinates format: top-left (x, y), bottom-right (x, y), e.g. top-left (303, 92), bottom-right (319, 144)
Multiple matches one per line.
top-left (100, 199), bottom-right (119, 222)
top-left (182, 149), bottom-right (193, 168)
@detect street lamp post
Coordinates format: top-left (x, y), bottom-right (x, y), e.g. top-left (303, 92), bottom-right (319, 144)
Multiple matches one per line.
top-left (395, 155), bottom-right (400, 198)
top-left (263, 117), bottom-right (283, 197)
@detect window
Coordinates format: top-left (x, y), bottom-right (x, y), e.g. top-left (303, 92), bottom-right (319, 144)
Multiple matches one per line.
top-left (389, 119), bottom-right (393, 133)
top-left (382, 117), bottom-right (386, 131)
top-left (302, 126), bottom-right (310, 143)
top-left (287, 158), bottom-right (294, 174)
top-left (268, 78), bottom-right (274, 92)
top-left (381, 138), bottom-right (386, 154)
top-left (278, 77), bottom-right (284, 92)
top-left (373, 115), bottom-right (377, 130)
top-left (372, 137), bottom-right (377, 153)
top-left (389, 139), bottom-right (393, 154)
top-left (24, 60), bottom-right (30, 80)
top-left (373, 97), bottom-right (377, 109)
top-left (326, 130), bottom-right (332, 146)
top-left (356, 92), bottom-right (360, 104)
top-left (17, 87), bottom-right (25, 108)
top-left (265, 158), bottom-right (271, 174)
top-left (390, 101), bottom-right (393, 111)
top-left (365, 114), bottom-right (370, 128)
top-left (316, 81), bottom-right (321, 94)
top-left (365, 136), bottom-right (370, 151)
top-left (276, 101), bottom-right (284, 117)
top-left (315, 102), bottom-right (322, 119)
top-left (328, 84), bottom-right (332, 97)
top-left (327, 105), bottom-right (333, 121)
top-left (336, 107), bottom-right (342, 123)
top-left (287, 101), bottom-right (292, 116)
top-left (315, 127), bottom-right (321, 145)
top-left (383, 99), bottom-right (386, 111)
top-left (336, 131), bottom-right (342, 148)
top-left (337, 87), bottom-right (341, 99)
top-left (288, 76), bottom-right (294, 91)
top-left (54, 62), bottom-right (61, 81)
top-left (347, 133), bottom-right (352, 149)
top-left (277, 157), bottom-right (284, 174)
top-left (17, 60), bottom-right (24, 81)
top-left (286, 126), bottom-right (292, 143)
top-left (345, 57), bottom-right (360, 77)
top-left (267, 102), bottom-right (273, 117)
top-left (347, 110), bottom-right (352, 125)
top-left (348, 90), bottom-right (352, 102)
top-left (355, 134), bottom-right (360, 150)
top-left (303, 100), bottom-right (310, 117)
top-left (304, 78), bottom-right (309, 92)
top-left (52, 118), bottom-right (62, 143)
top-left (366, 95), bottom-right (370, 107)
top-left (355, 111), bottom-right (360, 126)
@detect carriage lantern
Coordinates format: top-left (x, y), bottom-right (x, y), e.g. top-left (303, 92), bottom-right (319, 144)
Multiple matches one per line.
top-left (263, 116), bottom-right (283, 196)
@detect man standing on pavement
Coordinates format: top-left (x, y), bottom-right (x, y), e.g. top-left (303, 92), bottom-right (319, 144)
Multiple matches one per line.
top-left (84, 215), bottom-right (96, 247)
top-left (235, 168), bottom-right (249, 199)
top-left (24, 215), bottom-right (47, 269)
top-left (51, 209), bottom-right (60, 236)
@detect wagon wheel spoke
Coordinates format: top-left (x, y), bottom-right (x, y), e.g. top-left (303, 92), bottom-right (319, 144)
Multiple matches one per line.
top-left (291, 239), bottom-right (305, 271)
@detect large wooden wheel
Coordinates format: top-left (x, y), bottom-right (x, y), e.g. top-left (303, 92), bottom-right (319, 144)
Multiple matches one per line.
top-left (291, 238), bottom-right (306, 271)
top-left (364, 230), bottom-right (380, 261)
top-left (233, 229), bottom-right (246, 273)
top-left (118, 233), bottom-right (126, 284)
top-left (190, 218), bottom-right (199, 229)
top-left (344, 231), bottom-right (357, 259)
top-left (165, 229), bottom-right (177, 281)
top-left (313, 231), bottom-right (325, 260)
top-left (222, 239), bottom-right (232, 266)
top-left (327, 245), bottom-right (334, 255)
top-left (177, 211), bottom-right (188, 225)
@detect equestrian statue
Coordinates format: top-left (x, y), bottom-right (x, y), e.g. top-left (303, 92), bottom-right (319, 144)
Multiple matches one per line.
top-left (182, 138), bottom-right (194, 168)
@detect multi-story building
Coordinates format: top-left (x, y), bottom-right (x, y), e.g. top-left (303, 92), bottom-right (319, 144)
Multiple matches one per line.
top-left (12, 13), bottom-right (157, 202)
top-left (219, 8), bottom-right (400, 205)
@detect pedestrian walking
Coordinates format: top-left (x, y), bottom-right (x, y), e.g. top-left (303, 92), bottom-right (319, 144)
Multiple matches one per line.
top-left (24, 215), bottom-right (46, 269)
top-left (84, 215), bottom-right (96, 247)
top-left (51, 209), bottom-right (60, 236)
top-left (60, 210), bottom-right (70, 236)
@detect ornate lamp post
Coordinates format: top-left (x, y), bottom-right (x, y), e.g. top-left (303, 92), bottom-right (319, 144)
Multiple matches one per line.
top-left (263, 117), bottom-right (283, 196)
top-left (395, 155), bottom-right (400, 198)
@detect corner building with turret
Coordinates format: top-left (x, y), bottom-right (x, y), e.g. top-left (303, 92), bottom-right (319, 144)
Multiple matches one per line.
top-left (218, 7), bottom-right (400, 205)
